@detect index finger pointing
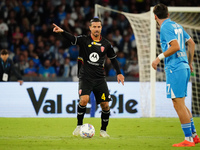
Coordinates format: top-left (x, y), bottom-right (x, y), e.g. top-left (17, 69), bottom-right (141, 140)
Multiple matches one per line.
top-left (52, 23), bottom-right (58, 27)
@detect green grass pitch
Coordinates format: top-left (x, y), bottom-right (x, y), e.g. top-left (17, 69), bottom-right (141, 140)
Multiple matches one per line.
top-left (0, 117), bottom-right (200, 150)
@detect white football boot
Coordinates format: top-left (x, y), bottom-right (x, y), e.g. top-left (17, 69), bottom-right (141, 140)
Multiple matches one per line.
top-left (72, 126), bottom-right (81, 136)
top-left (100, 130), bottom-right (110, 137)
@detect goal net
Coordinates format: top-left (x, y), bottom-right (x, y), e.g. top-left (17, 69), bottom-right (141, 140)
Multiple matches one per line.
top-left (95, 4), bottom-right (200, 117)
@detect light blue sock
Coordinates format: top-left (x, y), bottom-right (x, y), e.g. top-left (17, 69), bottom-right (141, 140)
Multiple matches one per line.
top-left (181, 123), bottom-right (192, 137)
top-left (190, 118), bottom-right (196, 133)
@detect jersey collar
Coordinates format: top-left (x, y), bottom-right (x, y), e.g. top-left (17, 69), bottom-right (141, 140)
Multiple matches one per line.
top-left (161, 18), bottom-right (171, 28)
top-left (90, 35), bottom-right (102, 42)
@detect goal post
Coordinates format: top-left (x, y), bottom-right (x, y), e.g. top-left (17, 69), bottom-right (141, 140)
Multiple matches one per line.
top-left (150, 7), bottom-right (156, 117)
top-left (95, 4), bottom-right (200, 117)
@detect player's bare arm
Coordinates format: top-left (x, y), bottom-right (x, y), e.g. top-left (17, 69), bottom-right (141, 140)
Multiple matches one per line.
top-left (163, 40), bottom-right (180, 57)
top-left (152, 40), bottom-right (180, 70)
top-left (187, 38), bottom-right (195, 72)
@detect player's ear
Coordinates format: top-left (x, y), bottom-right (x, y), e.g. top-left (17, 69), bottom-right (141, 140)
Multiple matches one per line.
top-left (168, 13), bottom-right (170, 18)
top-left (154, 14), bottom-right (157, 20)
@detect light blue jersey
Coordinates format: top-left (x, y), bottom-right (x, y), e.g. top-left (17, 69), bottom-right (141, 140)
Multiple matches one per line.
top-left (160, 19), bottom-right (190, 72)
top-left (160, 19), bottom-right (191, 98)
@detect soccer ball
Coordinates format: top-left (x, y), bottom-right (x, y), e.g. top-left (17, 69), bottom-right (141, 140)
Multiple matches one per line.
top-left (80, 123), bottom-right (95, 138)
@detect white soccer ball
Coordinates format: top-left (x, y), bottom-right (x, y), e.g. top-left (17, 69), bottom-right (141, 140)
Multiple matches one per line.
top-left (80, 123), bottom-right (95, 138)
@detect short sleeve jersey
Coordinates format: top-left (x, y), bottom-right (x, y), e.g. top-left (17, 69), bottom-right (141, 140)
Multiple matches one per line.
top-left (74, 35), bottom-right (116, 79)
top-left (160, 19), bottom-right (190, 71)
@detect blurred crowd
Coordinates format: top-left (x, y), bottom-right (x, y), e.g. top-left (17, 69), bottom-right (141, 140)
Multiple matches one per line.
top-left (0, 0), bottom-right (199, 80)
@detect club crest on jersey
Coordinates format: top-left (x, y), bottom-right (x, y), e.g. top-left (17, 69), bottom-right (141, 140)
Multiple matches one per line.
top-left (89, 52), bottom-right (99, 62)
top-left (101, 46), bottom-right (105, 52)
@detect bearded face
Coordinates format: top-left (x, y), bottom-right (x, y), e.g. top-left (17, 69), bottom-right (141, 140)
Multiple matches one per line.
top-left (89, 22), bottom-right (102, 38)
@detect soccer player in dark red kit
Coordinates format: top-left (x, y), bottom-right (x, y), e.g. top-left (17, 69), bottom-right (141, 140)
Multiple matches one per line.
top-left (53, 17), bottom-right (124, 137)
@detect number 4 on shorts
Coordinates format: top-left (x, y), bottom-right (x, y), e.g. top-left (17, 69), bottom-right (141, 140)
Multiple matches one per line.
top-left (101, 93), bottom-right (105, 100)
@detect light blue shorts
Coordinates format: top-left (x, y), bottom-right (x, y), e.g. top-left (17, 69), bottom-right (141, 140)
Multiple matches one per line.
top-left (166, 68), bottom-right (190, 99)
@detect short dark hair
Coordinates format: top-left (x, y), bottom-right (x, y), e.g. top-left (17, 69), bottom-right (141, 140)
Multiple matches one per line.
top-left (89, 17), bottom-right (102, 26)
top-left (153, 3), bottom-right (168, 19)
top-left (0, 49), bottom-right (9, 55)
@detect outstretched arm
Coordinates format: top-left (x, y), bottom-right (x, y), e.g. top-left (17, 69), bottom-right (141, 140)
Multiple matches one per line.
top-left (110, 58), bottom-right (125, 85)
top-left (52, 23), bottom-right (76, 43)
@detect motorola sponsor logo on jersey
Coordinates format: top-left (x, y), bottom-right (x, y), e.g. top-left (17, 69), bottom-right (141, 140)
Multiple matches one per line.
top-left (87, 52), bottom-right (100, 66)
top-left (89, 52), bottom-right (99, 62)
